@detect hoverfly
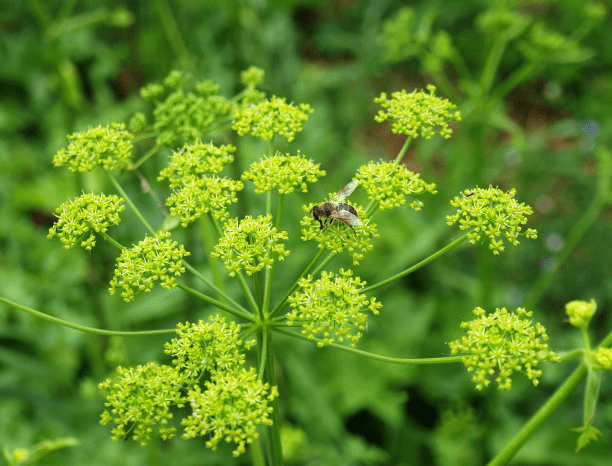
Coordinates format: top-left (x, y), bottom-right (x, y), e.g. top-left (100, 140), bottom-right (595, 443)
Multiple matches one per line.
top-left (310, 179), bottom-right (362, 234)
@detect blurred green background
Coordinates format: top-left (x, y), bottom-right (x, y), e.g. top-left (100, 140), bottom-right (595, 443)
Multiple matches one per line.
top-left (2, 0), bottom-right (612, 464)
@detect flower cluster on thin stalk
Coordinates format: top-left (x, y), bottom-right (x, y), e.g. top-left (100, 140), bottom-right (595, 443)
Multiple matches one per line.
top-left (157, 141), bottom-right (243, 226)
top-left (109, 231), bottom-right (190, 302)
top-left (300, 203), bottom-right (378, 265)
top-left (449, 307), bottom-right (559, 391)
top-left (242, 151), bottom-right (326, 194)
top-left (99, 315), bottom-right (277, 457)
top-left (212, 214), bottom-right (289, 277)
top-left (158, 140), bottom-right (237, 189)
top-left (47, 193), bottom-right (125, 250)
top-left (287, 269), bottom-right (382, 347)
top-left (52, 123), bottom-right (133, 172)
top-left (357, 161), bottom-right (437, 210)
top-left (138, 70), bottom-right (236, 147)
top-left (232, 95), bottom-right (314, 142)
top-left (374, 84), bottom-right (461, 139)
top-left (446, 186), bottom-right (538, 255)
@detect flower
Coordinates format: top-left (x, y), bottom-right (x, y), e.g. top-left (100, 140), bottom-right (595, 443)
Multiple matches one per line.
top-left (446, 186), bottom-right (537, 255)
top-left (109, 231), bottom-right (190, 301)
top-left (242, 151), bottom-right (326, 194)
top-left (356, 161), bottom-right (437, 210)
top-left (212, 215), bottom-right (289, 277)
top-left (52, 123), bottom-right (133, 172)
top-left (565, 299), bottom-right (597, 329)
top-left (48, 193), bottom-right (125, 250)
top-left (232, 96), bottom-right (313, 142)
top-left (374, 85), bottom-right (461, 139)
top-left (287, 269), bottom-right (382, 347)
top-left (449, 307), bottom-right (559, 390)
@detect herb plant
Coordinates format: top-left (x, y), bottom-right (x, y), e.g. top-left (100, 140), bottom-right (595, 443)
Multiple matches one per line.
top-left (3, 67), bottom-right (611, 466)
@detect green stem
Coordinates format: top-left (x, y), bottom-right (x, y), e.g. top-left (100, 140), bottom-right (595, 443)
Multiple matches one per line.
top-left (487, 362), bottom-right (588, 466)
top-left (132, 145), bottom-right (159, 170)
top-left (479, 36), bottom-right (507, 96)
top-left (364, 234), bottom-right (469, 293)
top-left (237, 272), bottom-right (260, 315)
top-left (108, 173), bottom-right (156, 235)
top-left (198, 215), bottom-right (224, 293)
top-left (153, 0), bottom-right (188, 62)
top-left (263, 330), bottom-right (283, 465)
top-left (268, 248), bottom-right (326, 318)
top-left (0, 297), bottom-right (174, 336)
top-left (176, 283), bottom-right (254, 322)
top-left (274, 327), bottom-right (464, 364)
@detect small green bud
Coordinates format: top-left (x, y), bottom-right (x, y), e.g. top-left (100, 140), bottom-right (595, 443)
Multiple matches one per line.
top-left (565, 299), bottom-right (597, 329)
top-left (240, 66), bottom-right (265, 87)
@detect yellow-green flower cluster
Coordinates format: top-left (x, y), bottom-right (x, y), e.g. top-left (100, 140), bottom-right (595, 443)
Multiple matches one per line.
top-left (148, 71), bottom-right (232, 147)
top-left (99, 363), bottom-right (183, 445)
top-left (287, 269), bottom-right (382, 347)
top-left (449, 307), bottom-right (559, 390)
top-left (166, 177), bottom-right (243, 226)
top-left (109, 231), bottom-right (190, 301)
top-left (48, 193), bottom-right (125, 250)
top-left (242, 151), bottom-right (326, 194)
top-left (158, 141), bottom-right (236, 189)
top-left (100, 315), bottom-right (277, 457)
top-left (212, 215), bottom-right (289, 277)
top-left (240, 66), bottom-right (265, 87)
top-left (594, 347), bottom-right (612, 370)
top-left (232, 96), bottom-right (313, 142)
top-left (165, 316), bottom-right (250, 381)
top-left (300, 204), bottom-right (378, 265)
top-left (374, 85), bottom-right (461, 139)
top-left (357, 161), bottom-right (437, 210)
top-left (52, 123), bottom-right (133, 172)
top-left (565, 299), bottom-right (597, 329)
top-left (446, 186), bottom-right (538, 255)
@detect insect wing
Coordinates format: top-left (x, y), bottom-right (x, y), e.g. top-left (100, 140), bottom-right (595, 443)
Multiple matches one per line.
top-left (330, 179), bottom-right (358, 203)
top-left (330, 210), bottom-right (362, 226)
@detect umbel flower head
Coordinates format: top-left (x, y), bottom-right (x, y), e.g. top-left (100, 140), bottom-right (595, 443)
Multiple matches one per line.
top-left (232, 95), bottom-right (314, 142)
top-left (212, 215), bottom-right (289, 277)
top-left (300, 203), bottom-right (378, 265)
top-left (52, 123), bottom-right (133, 172)
top-left (147, 70), bottom-right (232, 147)
top-left (449, 307), bottom-right (559, 390)
top-left (242, 151), bottom-right (326, 194)
top-left (165, 176), bottom-right (244, 226)
top-left (48, 193), bottom-right (125, 250)
top-left (446, 186), bottom-right (538, 255)
top-left (158, 141), bottom-right (237, 189)
top-left (287, 269), bottom-right (382, 347)
top-left (357, 161), bottom-right (437, 210)
top-left (100, 315), bottom-right (278, 457)
top-left (109, 231), bottom-right (190, 301)
top-left (374, 85), bottom-right (461, 139)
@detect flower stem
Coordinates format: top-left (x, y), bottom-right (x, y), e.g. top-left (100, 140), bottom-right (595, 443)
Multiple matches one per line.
top-left (0, 297), bottom-right (175, 336)
top-left (363, 234), bottom-right (469, 292)
top-left (176, 283), bottom-right (254, 321)
top-left (263, 330), bottom-right (283, 465)
top-left (108, 173), bottom-right (155, 235)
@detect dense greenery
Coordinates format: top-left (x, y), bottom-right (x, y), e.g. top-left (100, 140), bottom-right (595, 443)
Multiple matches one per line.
top-left (2, 1), bottom-right (612, 465)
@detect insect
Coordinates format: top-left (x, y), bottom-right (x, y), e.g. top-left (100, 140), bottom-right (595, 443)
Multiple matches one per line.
top-left (310, 179), bottom-right (362, 234)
